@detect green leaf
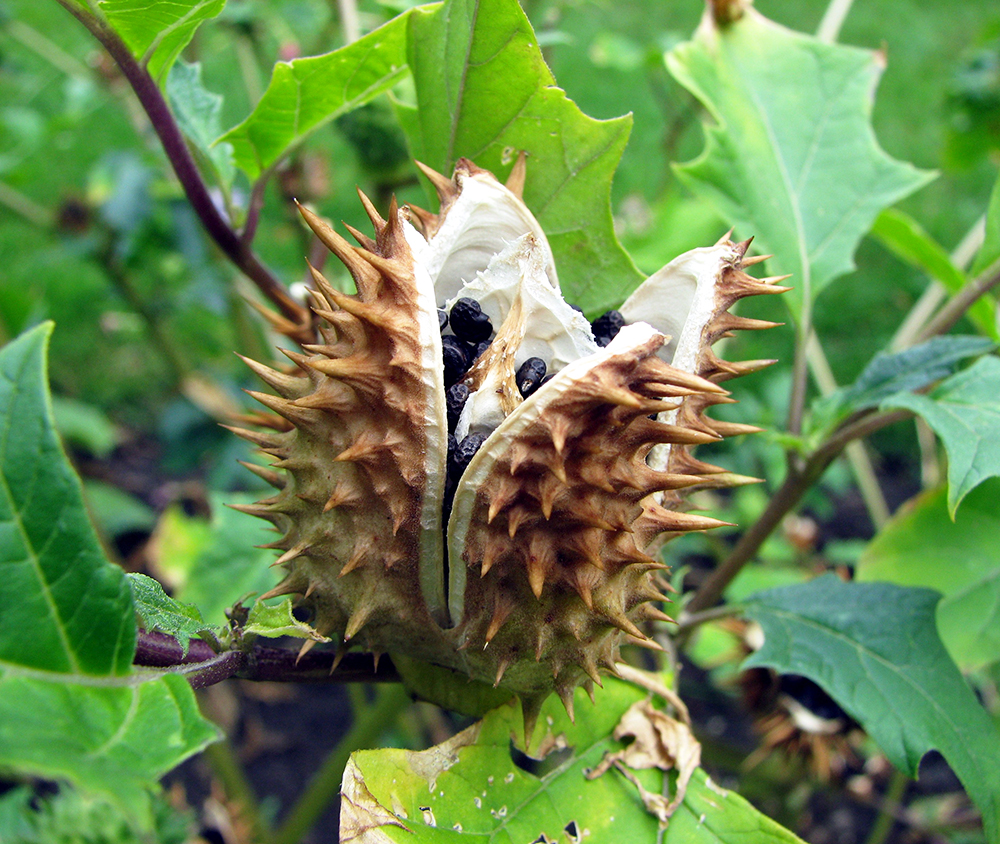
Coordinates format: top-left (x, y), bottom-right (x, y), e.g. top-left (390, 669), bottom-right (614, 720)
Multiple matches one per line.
top-left (344, 677), bottom-right (805, 843)
top-left (244, 597), bottom-right (330, 641)
top-left (870, 209), bottom-right (997, 339)
top-left (165, 60), bottom-right (236, 190)
top-left (150, 492), bottom-right (279, 626)
top-left (404, 0), bottom-right (644, 314)
top-left (0, 325), bottom-right (219, 826)
top-left (219, 12), bottom-right (412, 179)
top-left (881, 355), bottom-right (1000, 516)
top-left (0, 323), bottom-right (134, 676)
top-left (971, 170), bottom-right (1000, 278)
top-left (0, 670), bottom-right (219, 824)
top-left (743, 575), bottom-right (1000, 842)
top-left (857, 480), bottom-right (1000, 671)
top-left (667, 9), bottom-right (934, 319)
top-left (98, 0), bottom-right (226, 81)
top-left (82, 480), bottom-right (157, 540)
top-left (808, 335), bottom-right (995, 437)
top-left (127, 573), bottom-right (214, 655)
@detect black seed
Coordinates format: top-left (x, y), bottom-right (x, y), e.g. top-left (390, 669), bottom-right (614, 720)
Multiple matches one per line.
top-left (594, 334), bottom-right (613, 348)
top-left (449, 297), bottom-right (493, 343)
top-left (515, 357), bottom-right (547, 397)
top-left (447, 432), bottom-right (457, 461)
top-left (441, 335), bottom-right (470, 386)
top-left (446, 383), bottom-right (470, 430)
top-left (591, 309), bottom-right (625, 343)
top-left (450, 432), bottom-right (487, 475)
top-left (438, 308), bottom-right (448, 331)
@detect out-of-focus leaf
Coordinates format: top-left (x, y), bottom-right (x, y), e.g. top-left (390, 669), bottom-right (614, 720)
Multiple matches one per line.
top-left (148, 492), bottom-right (278, 626)
top-left (808, 335), bottom-right (995, 437)
top-left (219, 12), bottom-right (411, 178)
top-left (857, 480), bottom-right (1000, 671)
top-left (882, 355), bottom-right (1000, 516)
top-left (404, 0), bottom-right (644, 314)
top-left (971, 170), bottom-right (1000, 278)
top-left (343, 676), bottom-right (805, 843)
top-left (165, 60), bottom-right (235, 190)
top-left (0, 325), bottom-right (219, 827)
top-left (98, 0), bottom-right (226, 81)
top-left (743, 575), bottom-right (1000, 842)
top-left (871, 209), bottom-right (997, 339)
top-left (667, 8), bottom-right (934, 320)
top-left (50, 395), bottom-right (119, 458)
top-left (0, 323), bottom-right (134, 675)
top-left (128, 573), bottom-right (215, 655)
top-left (83, 481), bottom-right (156, 540)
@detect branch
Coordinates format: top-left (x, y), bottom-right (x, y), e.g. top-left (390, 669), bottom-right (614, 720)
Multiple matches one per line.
top-left (55, 0), bottom-right (312, 341)
top-left (134, 629), bottom-right (400, 685)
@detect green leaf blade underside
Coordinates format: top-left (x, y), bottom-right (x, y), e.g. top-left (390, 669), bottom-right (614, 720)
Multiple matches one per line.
top-left (667, 9), bottom-right (934, 319)
top-left (97, 0), bottom-right (226, 81)
top-left (808, 335), bottom-right (995, 437)
top-left (166, 60), bottom-right (236, 191)
top-left (857, 480), bottom-right (1000, 672)
top-left (0, 323), bottom-right (134, 676)
top-left (345, 677), bottom-right (804, 843)
top-left (743, 575), bottom-right (1000, 842)
top-left (0, 670), bottom-right (219, 823)
top-left (881, 355), bottom-right (1000, 516)
top-left (405, 0), bottom-right (644, 314)
top-left (219, 13), bottom-right (412, 179)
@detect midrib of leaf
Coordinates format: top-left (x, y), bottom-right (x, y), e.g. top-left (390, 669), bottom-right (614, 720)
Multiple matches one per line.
top-left (753, 605), bottom-right (977, 760)
top-left (140, 0), bottom-right (212, 70)
top-left (728, 45), bottom-right (811, 305)
top-left (445, 0), bottom-right (479, 168)
top-left (0, 411), bottom-right (80, 675)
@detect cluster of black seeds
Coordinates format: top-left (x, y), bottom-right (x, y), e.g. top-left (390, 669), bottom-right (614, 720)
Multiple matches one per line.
top-left (440, 298), bottom-right (495, 387)
top-left (443, 430), bottom-right (488, 520)
top-left (591, 309), bottom-right (625, 347)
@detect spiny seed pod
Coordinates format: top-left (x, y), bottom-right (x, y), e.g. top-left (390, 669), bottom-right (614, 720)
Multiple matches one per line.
top-left (231, 156), bottom-right (788, 733)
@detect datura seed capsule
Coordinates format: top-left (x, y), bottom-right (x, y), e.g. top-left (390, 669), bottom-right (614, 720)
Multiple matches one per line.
top-left (232, 156), bottom-right (788, 732)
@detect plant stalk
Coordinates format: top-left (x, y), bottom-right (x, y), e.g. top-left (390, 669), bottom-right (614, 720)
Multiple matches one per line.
top-left (55, 0), bottom-right (312, 340)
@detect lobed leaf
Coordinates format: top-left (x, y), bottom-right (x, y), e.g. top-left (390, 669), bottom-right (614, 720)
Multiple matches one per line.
top-left (743, 575), bottom-right (1000, 842)
top-left (857, 480), bottom-right (1000, 671)
top-left (881, 354), bottom-right (1000, 516)
top-left (218, 12), bottom-right (412, 179)
top-left (667, 8), bottom-right (934, 320)
top-left (244, 596), bottom-right (330, 641)
top-left (808, 335), bottom-right (995, 437)
top-left (403, 0), bottom-right (644, 314)
top-left (0, 323), bottom-right (134, 676)
top-left (343, 676), bottom-right (805, 843)
top-left (98, 0), bottom-right (226, 81)
top-left (128, 572), bottom-right (215, 656)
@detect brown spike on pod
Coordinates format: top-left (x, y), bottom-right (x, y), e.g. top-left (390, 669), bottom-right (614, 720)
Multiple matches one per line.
top-left (260, 575), bottom-right (302, 602)
top-left (578, 460), bottom-right (618, 493)
top-left (414, 160), bottom-right (456, 201)
top-left (238, 460), bottom-right (285, 490)
top-left (297, 638), bottom-right (319, 663)
top-left (525, 533), bottom-right (557, 599)
top-left (484, 598), bottom-right (513, 645)
top-left (739, 252), bottom-right (773, 267)
top-left (329, 647), bottom-right (347, 675)
top-left (355, 187), bottom-right (386, 231)
top-left (342, 222), bottom-right (377, 251)
top-left (221, 425), bottom-right (282, 451)
top-left (715, 313), bottom-right (783, 333)
top-left (733, 236), bottom-right (754, 258)
top-left (601, 609), bottom-right (647, 641)
top-left (241, 295), bottom-right (311, 342)
top-left (636, 604), bottom-right (675, 624)
top-left (344, 604), bottom-right (373, 641)
top-left (505, 151), bottom-right (527, 198)
top-left (645, 504), bottom-right (733, 533)
top-left (507, 504), bottom-right (535, 539)
top-left (713, 358), bottom-right (779, 381)
top-left (625, 634), bottom-right (665, 652)
top-left (493, 655), bottom-right (511, 688)
top-left (244, 390), bottom-right (317, 428)
top-left (557, 684), bottom-right (575, 723)
top-left (273, 540), bottom-right (311, 567)
top-left (714, 228), bottom-right (735, 246)
top-left (236, 354), bottom-right (306, 398)
top-left (707, 420), bottom-right (765, 438)
top-left (584, 680), bottom-right (596, 704)
top-left (402, 202), bottom-right (436, 236)
top-left (324, 479), bottom-right (364, 511)
top-left (480, 536), bottom-right (505, 577)
top-left (227, 501), bottom-right (284, 525)
top-left (580, 653), bottom-right (603, 687)
top-left (520, 694), bottom-right (546, 751)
